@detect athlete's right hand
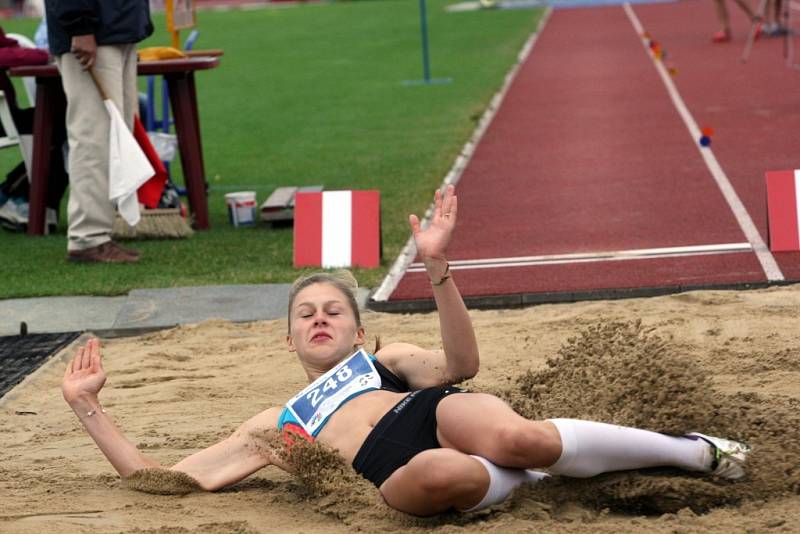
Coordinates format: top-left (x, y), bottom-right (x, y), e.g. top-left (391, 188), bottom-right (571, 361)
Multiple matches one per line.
top-left (70, 34), bottom-right (97, 70)
top-left (409, 184), bottom-right (457, 265)
top-left (62, 338), bottom-right (107, 403)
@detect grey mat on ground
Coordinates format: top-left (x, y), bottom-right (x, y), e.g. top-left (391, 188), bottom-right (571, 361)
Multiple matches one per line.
top-left (0, 332), bottom-right (80, 399)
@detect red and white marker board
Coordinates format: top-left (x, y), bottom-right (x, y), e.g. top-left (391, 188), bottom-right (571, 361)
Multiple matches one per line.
top-left (294, 190), bottom-right (381, 268)
top-left (765, 170), bottom-right (800, 251)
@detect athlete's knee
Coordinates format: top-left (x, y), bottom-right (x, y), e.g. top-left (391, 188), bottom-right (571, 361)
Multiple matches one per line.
top-left (493, 421), bottom-right (562, 466)
top-left (413, 454), bottom-right (464, 494)
top-left (415, 451), bottom-right (481, 500)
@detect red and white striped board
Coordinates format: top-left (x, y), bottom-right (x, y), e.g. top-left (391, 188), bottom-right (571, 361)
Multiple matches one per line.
top-left (765, 170), bottom-right (800, 251)
top-left (294, 190), bottom-right (381, 268)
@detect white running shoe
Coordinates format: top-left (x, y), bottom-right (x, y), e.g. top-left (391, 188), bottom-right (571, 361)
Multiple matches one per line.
top-left (0, 200), bottom-right (58, 234)
top-left (686, 432), bottom-right (751, 480)
top-left (0, 199), bottom-right (22, 231)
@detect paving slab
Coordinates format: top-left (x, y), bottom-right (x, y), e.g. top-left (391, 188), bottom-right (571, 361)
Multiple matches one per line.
top-left (0, 296), bottom-right (127, 336)
top-left (112, 285), bottom-right (371, 331)
top-left (112, 284), bottom-right (294, 330)
top-left (0, 285), bottom-right (373, 338)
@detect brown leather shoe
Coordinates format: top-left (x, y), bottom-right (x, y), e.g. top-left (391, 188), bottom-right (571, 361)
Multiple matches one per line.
top-left (67, 242), bottom-right (140, 263)
top-left (108, 240), bottom-right (141, 259)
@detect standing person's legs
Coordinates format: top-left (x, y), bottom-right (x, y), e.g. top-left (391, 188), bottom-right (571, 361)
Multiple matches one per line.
top-left (732, 0), bottom-right (757, 20)
top-left (714, 0), bottom-right (734, 41)
top-left (58, 45), bottom-right (132, 254)
top-left (714, 0), bottom-right (760, 41)
top-left (765, 0), bottom-right (785, 33)
top-left (120, 44), bottom-right (139, 130)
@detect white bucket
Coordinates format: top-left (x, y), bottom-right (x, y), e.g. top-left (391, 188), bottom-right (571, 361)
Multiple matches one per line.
top-left (225, 191), bottom-right (257, 227)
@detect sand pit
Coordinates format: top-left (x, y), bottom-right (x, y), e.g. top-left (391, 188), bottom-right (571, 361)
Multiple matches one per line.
top-left (1, 284), bottom-right (799, 533)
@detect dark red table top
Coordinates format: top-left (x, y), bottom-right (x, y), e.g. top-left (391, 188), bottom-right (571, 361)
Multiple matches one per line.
top-left (9, 56), bottom-right (220, 78)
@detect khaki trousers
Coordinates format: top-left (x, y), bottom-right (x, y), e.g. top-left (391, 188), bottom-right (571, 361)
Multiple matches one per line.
top-left (57, 44), bottom-right (138, 251)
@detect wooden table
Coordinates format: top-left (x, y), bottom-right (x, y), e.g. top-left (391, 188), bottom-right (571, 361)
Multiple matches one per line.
top-left (9, 56), bottom-right (220, 235)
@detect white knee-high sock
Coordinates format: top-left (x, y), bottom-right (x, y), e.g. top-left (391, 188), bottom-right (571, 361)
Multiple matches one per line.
top-left (460, 455), bottom-right (549, 512)
top-left (547, 419), bottom-right (712, 478)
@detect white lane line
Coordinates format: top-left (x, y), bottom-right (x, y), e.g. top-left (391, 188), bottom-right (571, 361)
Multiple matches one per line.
top-left (407, 242), bottom-right (752, 271)
top-left (623, 3), bottom-right (784, 282)
top-left (371, 7), bottom-right (555, 302)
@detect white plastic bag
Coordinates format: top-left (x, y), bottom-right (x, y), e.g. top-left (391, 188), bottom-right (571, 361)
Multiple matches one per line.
top-left (147, 132), bottom-right (178, 162)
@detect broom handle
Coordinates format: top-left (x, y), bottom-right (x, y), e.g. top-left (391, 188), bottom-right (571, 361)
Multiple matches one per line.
top-left (87, 68), bottom-right (109, 101)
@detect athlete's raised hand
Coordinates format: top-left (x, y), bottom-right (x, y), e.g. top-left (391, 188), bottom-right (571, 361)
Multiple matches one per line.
top-left (62, 338), bottom-right (107, 403)
top-left (409, 184), bottom-right (457, 267)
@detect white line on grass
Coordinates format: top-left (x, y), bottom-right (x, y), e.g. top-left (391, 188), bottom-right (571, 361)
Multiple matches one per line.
top-left (371, 7), bottom-right (555, 302)
top-left (623, 3), bottom-right (784, 282)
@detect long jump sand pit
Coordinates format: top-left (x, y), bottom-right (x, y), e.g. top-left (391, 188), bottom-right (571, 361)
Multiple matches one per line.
top-left (2, 285), bottom-right (799, 533)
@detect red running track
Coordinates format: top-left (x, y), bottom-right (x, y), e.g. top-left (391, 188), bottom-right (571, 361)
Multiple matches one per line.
top-left (376, 2), bottom-right (799, 309)
top-left (634, 1), bottom-right (800, 280)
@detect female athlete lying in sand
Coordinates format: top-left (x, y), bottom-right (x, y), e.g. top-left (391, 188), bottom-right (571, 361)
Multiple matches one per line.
top-left (62, 185), bottom-right (750, 516)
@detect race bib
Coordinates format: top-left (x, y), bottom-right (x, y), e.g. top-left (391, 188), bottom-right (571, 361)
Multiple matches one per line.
top-left (285, 349), bottom-right (381, 436)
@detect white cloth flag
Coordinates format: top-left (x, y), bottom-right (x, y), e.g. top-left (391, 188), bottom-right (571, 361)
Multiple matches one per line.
top-left (104, 100), bottom-right (154, 226)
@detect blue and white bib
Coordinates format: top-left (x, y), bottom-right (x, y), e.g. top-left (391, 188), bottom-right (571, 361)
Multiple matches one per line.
top-left (278, 349), bottom-right (381, 437)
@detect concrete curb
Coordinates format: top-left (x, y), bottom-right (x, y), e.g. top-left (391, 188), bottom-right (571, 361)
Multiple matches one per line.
top-left (0, 285), bottom-right (372, 337)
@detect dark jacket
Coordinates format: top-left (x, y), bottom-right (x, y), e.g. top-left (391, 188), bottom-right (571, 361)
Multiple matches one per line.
top-left (44, 0), bottom-right (153, 56)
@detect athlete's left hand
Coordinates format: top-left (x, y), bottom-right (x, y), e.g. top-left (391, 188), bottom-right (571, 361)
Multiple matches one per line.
top-left (62, 338), bottom-right (107, 404)
top-left (409, 184), bottom-right (457, 267)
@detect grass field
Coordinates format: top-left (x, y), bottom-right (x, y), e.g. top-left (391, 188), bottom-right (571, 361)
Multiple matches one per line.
top-left (0, 0), bottom-right (543, 298)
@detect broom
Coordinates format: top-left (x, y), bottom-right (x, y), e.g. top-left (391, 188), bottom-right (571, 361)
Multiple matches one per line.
top-left (87, 69), bottom-right (193, 240)
top-left (113, 116), bottom-right (193, 239)
top-left (113, 207), bottom-right (193, 239)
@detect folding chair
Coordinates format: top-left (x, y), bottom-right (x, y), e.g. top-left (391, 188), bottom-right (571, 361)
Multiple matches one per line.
top-left (0, 72), bottom-right (32, 173)
top-left (0, 70), bottom-right (35, 231)
top-left (5, 32), bottom-right (37, 106)
top-left (0, 31), bottom-right (38, 168)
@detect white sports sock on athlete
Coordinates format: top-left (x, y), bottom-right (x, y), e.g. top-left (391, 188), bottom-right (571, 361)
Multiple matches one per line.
top-left (460, 455), bottom-right (549, 512)
top-left (546, 419), bottom-right (712, 478)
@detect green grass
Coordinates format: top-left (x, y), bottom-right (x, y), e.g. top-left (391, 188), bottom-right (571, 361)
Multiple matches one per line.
top-left (0, 0), bottom-right (542, 298)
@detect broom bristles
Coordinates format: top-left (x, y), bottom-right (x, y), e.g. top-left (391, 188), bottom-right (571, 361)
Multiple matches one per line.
top-left (112, 208), bottom-right (193, 240)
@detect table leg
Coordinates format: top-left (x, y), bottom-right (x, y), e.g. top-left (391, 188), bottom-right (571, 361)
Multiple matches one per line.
top-left (165, 71), bottom-right (209, 230)
top-left (27, 79), bottom-right (62, 236)
top-left (187, 75), bottom-right (206, 184)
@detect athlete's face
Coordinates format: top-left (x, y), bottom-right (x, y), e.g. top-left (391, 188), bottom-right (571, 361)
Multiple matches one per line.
top-left (286, 282), bottom-right (365, 370)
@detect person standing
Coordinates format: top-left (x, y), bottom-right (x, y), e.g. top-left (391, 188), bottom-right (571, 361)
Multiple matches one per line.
top-left (45, 0), bottom-right (153, 263)
top-left (763, 0), bottom-right (786, 36)
top-left (712, 0), bottom-right (761, 43)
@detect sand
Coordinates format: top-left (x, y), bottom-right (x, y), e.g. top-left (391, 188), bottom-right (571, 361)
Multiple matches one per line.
top-left (1, 284), bottom-right (799, 533)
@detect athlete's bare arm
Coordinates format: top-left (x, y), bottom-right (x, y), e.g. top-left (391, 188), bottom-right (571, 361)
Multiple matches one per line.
top-left (171, 407), bottom-right (282, 490)
top-left (63, 339), bottom-right (282, 491)
top-left (376, 343), bottom-right (465, 389)
top-left (378, 185), bottom-right (479, 388)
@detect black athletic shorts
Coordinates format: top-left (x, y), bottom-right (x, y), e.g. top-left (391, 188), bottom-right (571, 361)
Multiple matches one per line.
top-left (352, 386), bottom-right (462, 488)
